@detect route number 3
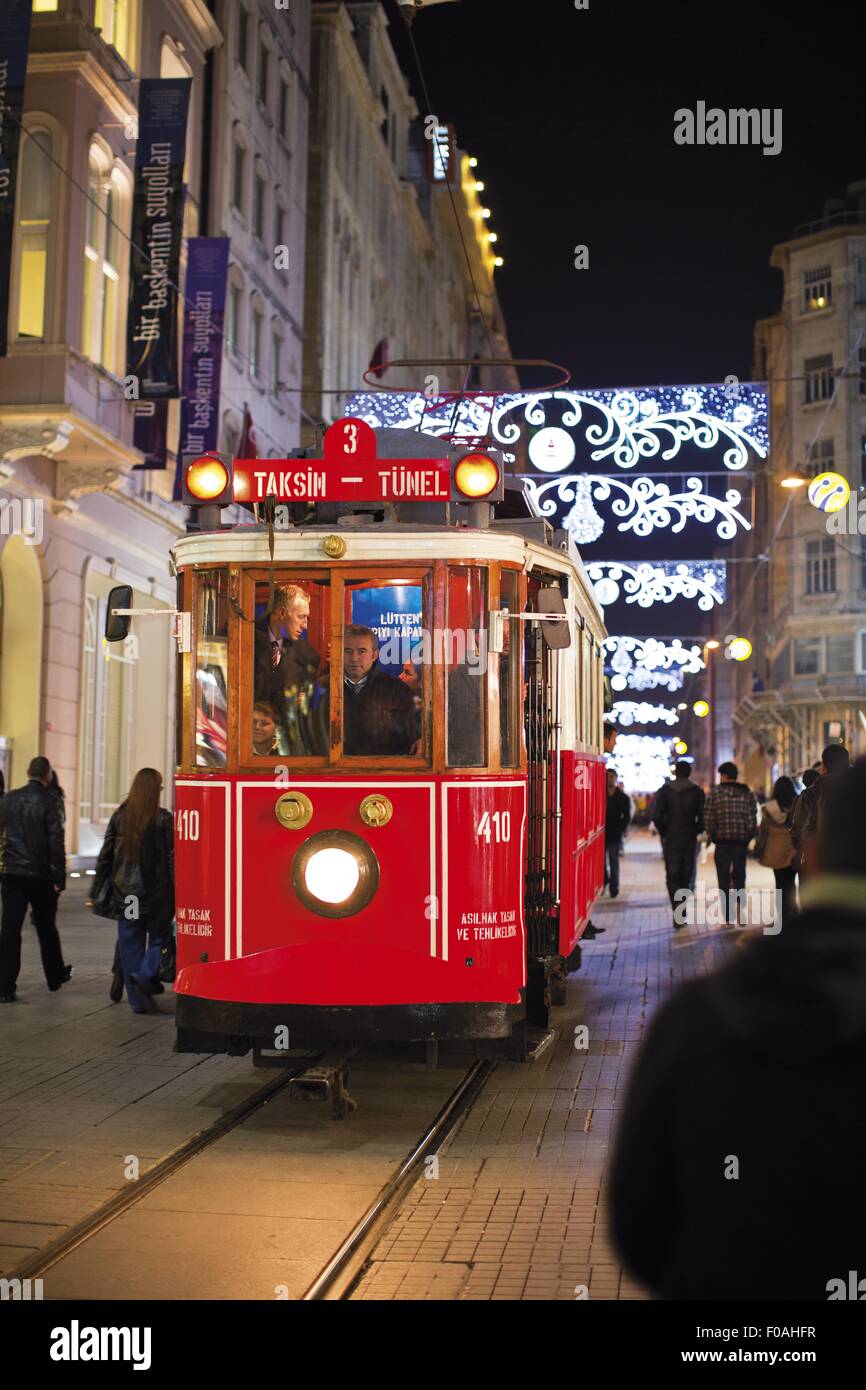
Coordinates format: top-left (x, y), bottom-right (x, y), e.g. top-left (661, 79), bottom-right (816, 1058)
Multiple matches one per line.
top-left (343, 421), bottom-right (358, 453)
top-left (476, 810), bottom-right (510, 843)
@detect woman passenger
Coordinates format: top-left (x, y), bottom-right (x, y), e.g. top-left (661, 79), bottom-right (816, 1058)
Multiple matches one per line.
top-left (90, 768), bottom-right (174, 1014)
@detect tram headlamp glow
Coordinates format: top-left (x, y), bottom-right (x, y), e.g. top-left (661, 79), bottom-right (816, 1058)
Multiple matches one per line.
top-left (292, 830), bottom-right (380, 919)
top-left (185, 455), bottom-right (230, 501)
top-left (453, 452), bottom-right (500, 499)
top-left (304, 848), bottom-right (360, 904)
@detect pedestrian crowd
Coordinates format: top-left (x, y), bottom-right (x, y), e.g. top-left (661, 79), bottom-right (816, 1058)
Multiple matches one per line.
top-left (0, 757), bottom-right (174, 1011)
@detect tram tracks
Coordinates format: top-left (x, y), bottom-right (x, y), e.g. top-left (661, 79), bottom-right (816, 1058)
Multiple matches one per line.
top-left (11, 1055), bottom-right (495, 1299)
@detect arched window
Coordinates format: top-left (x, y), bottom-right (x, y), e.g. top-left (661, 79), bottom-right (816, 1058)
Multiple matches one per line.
top-left (226, 266), bottom-right (244, 358)
top-left (274, 191), bottom-right (288, 276)
top-left (270, 319), bottom-right (283, 400)
top-left (232, 126), bottom-right (247, 217)
top-left (15, 127), bottom-right (54, 340)
top-left (253, 158), bottom-right (267, 243)
top-left (82, 144), bottom-right (128, 374)
top-left (250, 297), bottom-right (264, 382)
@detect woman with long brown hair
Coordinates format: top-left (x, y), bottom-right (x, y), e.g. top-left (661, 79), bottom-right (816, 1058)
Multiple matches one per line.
top-left (90, 768), bottom-right (174, 1014)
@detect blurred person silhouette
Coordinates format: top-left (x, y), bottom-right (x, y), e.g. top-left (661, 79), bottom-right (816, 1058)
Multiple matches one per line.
top-left (801, 767), bottom-right (820, 791)
top-left (704, 761), bottom-right (757, 926)
top-left (755, 775), bottom-right (798, 928)
top-left (609, 758), bottom-right (866, 1300)
top-left (90, 769), bottom-right (174, 1014)
top-left (0, 756), bottom-right (70, 1001)
top-left (791, 744), bottom-right (850, 882)
top-left (604, 768), bottom-right (631, 899)
top-left (651, 761), bottom-right (704, 927)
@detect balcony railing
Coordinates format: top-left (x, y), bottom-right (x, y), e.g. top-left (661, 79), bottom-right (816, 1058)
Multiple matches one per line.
top-left (793, 210), bottom-right (866, 238)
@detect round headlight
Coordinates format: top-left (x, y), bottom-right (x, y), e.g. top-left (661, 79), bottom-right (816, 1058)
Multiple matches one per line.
top-left (453, 452), bottom-right (500, 499)
top-left (186, 455), bottom-right (230, 501)
top-left (292, 830), bottom-right (379, 919)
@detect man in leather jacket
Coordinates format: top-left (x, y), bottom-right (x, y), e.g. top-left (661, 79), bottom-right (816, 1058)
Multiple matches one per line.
top-left (652, 761), bottom-right (705, 924)
top-left (0, 756), bottom-right (69, 1001)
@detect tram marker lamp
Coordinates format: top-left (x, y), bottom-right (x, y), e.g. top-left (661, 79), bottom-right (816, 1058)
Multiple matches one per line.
top-left (450, 448), bottom-right (504, 502)
top-left (182, 452), bottom-right (233, 507)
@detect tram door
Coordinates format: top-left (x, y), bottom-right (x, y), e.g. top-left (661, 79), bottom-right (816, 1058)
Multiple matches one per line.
top-left (524, 619), bottom-right (561, 965)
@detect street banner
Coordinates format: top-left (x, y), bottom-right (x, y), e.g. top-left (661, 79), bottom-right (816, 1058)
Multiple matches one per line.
top-left (0, 0), bottom-right (34, 357)
top-left (176, 237), bottom-right (230, 486)
top-left (126, 77), bottom-right (191, 398)
top-left (132, 399), bottom-right (169, 469)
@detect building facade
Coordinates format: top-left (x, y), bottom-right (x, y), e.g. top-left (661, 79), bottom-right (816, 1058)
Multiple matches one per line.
top-left (0, 0), bottom-right (311, 858)
top-left (731, 179), bottom-right (866, 781)
top-left (302, 0), bottom-right (516, 435)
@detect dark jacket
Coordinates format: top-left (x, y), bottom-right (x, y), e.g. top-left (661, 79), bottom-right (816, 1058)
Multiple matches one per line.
top-left (254, 617), bottom-right (319, 707)
top-left (0, 779), bottom-right (66, 887)
top-left (92, 806), bottom-right (175, 922)
top-left (790, 773), bottom-right (847, 860)
top-left (344, 662), bottom-right (418, 756)
top-left (703, 780), bottom-right (757, 845)
top-left (605, 788), bottom-right (631, 844)
top-left (651, 777), bottom-right (704, 848)
top-left (609, 877), bottom-right (866, 1300)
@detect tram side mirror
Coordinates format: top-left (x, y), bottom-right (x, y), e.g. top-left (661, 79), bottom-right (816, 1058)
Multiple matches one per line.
top-left (536, 587), bottom-right (571, 650)
top-left (105, 585), bottom-right (133, 643)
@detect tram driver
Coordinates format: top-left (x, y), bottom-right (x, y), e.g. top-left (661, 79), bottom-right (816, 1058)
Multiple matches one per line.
top-left (343, 625), bottom-right (420, 756)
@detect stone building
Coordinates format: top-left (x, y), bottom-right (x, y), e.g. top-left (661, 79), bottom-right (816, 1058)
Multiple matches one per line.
top-left (731, 179), bottom-right (866, 781)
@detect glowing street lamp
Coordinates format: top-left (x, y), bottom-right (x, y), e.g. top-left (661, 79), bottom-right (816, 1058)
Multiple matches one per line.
top-left (674, 739), bottom-right (689, 755)
top-left (780, 470), bottom-right (808, 489)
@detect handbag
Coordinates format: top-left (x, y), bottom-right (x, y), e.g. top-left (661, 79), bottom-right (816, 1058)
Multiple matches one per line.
top-left (89, 870), bottom-right (116, 920)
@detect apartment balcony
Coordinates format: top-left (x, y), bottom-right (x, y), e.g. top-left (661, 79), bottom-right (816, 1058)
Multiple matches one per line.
top-left (734, 676), bottom-right (866, 736)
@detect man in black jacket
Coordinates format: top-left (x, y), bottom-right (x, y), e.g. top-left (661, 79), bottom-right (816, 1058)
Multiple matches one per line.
top-left (604, 769), bottom-right (631, 898)
top-left (651, 761), bottom-right (705, 924)
top-left (791, 742), bottom-right (850, 879)
top-left (0, 756), bottom-right (69, 1001)
top-left (254, 583), bottom-right (322, 755)
top-left (609, 759), bottom-right (866, 1300)
top-left (343, 625), bottom-right (419, 756)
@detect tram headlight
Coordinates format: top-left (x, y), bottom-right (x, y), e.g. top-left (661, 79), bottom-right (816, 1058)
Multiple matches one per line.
top-left (292, 830), bottom-right (379, 919)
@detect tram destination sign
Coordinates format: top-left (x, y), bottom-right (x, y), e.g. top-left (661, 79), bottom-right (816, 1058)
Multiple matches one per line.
top-left (233, 417), bottom-right (450, 504)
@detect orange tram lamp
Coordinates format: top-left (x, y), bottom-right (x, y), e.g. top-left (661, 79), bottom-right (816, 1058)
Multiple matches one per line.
top-left (108, 414), bottom-right (609, 1101)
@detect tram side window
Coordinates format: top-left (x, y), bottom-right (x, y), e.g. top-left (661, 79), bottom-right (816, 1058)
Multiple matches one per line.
top-left (253, 578), bottom-right (329, 757)
top-left (196, 570), bottom-right (228, 768)
top-left (499, 568), bottom-right (520, 767)
top-left (342, 579), bottom-right (424, 757)
top-left (446, 566), bottom-right (487, 767)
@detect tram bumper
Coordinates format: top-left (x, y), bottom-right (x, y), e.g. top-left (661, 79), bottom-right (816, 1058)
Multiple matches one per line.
top-left (174, 941), bottom-right (523, 1051)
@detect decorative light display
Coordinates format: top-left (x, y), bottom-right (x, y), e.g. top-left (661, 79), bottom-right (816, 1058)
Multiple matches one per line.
top-left (807, 471), bottom-right (850, 513)
top-left (607, 734), bottom-right (678, 794)
top-left (693, 699), bottom-right (710, 717)
top-left (611, 700), bottom-right (681, 727)
top-left (524, 473), bottom-right (751, 544)
top-left (727, 636), bottom-right (753, 661)
top-left (586, 560), bottom-right (726, 612)
top-left (344, 385), bottom-right (769, 468)
top-left (674, 740), bottom-right (689, 756)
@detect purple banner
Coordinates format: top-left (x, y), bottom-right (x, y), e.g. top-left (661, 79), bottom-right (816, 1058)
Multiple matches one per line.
top-left (174, 236), bottom-right (230, 497)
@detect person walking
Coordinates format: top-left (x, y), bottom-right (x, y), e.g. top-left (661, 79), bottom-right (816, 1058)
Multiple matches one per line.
top-left (90, 768), bottom-right (174, 1015)
top-left (755, 775), bottom-right (798, 928)
top-left (604, 768), bottom-right (631, 898)
top-left (791, 743), bottom-right (850, 881)
top-left (651, 761), bottom-right (705, 926)
top-left (704, 762), bottom-right (757, 925)
top-left (608, 760), bottom-right (866, 1299)
top-left (0, 756), bottom-right (70, 1001)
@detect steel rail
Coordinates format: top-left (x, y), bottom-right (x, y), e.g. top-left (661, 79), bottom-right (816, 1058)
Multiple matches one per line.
top-left (302, 1058), bottom-right (496, 1301)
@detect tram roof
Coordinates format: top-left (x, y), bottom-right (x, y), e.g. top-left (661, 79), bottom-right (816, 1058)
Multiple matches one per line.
top-left (173, 524), bottom-right (606, 639)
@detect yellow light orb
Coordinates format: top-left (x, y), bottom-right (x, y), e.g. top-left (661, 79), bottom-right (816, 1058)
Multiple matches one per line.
top-left (807, 471), bottom-right (850, 513)
top-left (693, 700), bottom-right (710, 718)
top-left (729, 637), bottom-right (753, 662)
top-left (674, 740), bottom-right (688, 755)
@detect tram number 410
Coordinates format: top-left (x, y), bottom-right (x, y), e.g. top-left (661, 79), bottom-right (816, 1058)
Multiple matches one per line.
top-left (475, 810), bottom-right (510, 843)
top-left (176, 809), bottom-right (200, 841)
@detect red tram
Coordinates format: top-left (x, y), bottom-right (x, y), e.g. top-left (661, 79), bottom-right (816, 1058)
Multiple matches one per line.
top-left (108, 426), bottom-right (607, 1060)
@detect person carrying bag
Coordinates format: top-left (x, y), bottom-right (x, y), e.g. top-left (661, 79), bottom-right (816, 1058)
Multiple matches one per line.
top-left (89, 768), bottom-right (174, 1014)
top-left (755, 775), bottom-right (797, 928)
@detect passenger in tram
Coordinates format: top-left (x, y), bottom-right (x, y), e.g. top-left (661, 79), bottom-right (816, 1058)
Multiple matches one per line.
top-left (609, 759), bottom-right (866, 1300)
top-left (254, 583), bottom-right (319, 707)
top-left (89, 768), bottom-right (174, 1015)
top-left (343, 624), bottom-right (419, 756)
top-left (252, 702), bottom-right (285, 757)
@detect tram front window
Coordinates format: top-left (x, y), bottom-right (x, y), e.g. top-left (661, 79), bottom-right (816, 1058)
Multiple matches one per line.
top-left (342, 580), bottom-right (423, 756)
top-left (195, 570), bottom-right (228, 768)
top-left (253, 577), bottom-right (329, 757)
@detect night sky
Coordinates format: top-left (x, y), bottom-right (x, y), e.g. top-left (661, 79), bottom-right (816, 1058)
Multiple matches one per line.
top-left (387, 0), bottom-right (866, 390)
